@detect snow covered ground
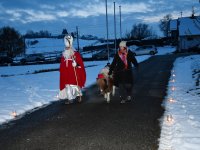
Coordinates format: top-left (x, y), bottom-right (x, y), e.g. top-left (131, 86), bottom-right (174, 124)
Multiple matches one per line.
top-left (158, 55), bottom-right (200, 150)
top-left (25, 38), bottom-right (104, 54)
top-left (0, 46), bottom-right (199, 149)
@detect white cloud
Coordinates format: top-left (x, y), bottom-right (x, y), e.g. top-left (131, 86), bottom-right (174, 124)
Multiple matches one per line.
top-left (5, 9), bottom-right (21, 18)
top-left (148, 0), bottom-right (165, 5)
top-left (40, 4), bottom-right (55, 10)
top-left (68, 2), bottom-right (106, 17)
top-left (119, 2), bottom-right (153, 14)
top-left (26, 11), bottom-right (56, 22)
top-left (138, 15), bottom-right (162, 23)
top-left (5, 9), bottom-right (57, 23)
top-left (56, 11), bottom-right (69, 17)
top-left (62, 2), bottom-right (152, 18)
top-left (0, 0), bottom-right (198, 37)
top-left (71, 2), bottom-right (153, 17)
top-left (71, 9), bottom-right (94, 18)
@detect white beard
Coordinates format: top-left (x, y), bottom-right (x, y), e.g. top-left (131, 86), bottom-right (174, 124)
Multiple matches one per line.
top-left (63, 48), bottom-right (75, 60)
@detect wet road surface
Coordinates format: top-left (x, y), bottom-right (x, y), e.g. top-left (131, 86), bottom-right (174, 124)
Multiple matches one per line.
top-left (0, 54), bottom-right (185, 150)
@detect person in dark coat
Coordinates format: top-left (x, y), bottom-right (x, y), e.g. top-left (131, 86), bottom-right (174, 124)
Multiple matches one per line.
top-left (108, 41), bottom-right (138, 103)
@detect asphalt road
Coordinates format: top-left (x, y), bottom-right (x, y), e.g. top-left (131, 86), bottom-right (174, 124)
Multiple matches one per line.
top-left (0, 54), bottom-right (183, 150)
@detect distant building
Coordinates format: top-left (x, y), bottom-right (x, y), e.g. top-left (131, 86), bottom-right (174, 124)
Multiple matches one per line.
top-left (170, 15), bottom-right (200, 52)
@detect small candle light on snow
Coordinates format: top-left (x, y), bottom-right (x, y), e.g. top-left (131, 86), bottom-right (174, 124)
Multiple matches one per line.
top-left (11, 111), bottom-right (17, 117)
top-left (167, 114), bottom-right (173, 123)
top-left (171, 86), bottom-right (175, 91)
top-left (171, 79), bottom-right (175, 83)
top-left (169, 97), bottom-right (175, 103)
top-left (56, 94), bottom-right (59, 100)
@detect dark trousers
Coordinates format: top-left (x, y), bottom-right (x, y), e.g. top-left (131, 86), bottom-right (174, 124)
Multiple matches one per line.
top-left (118, 83), bottom-right (133, 99)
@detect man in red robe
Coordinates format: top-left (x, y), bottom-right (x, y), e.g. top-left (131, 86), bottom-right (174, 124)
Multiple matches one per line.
top-left (58, 35), bottom-right (86, 104)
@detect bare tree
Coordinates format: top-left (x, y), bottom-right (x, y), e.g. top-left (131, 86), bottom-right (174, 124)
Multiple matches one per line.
top-left (128, 23), bottom-right (154, 40)
top-left (0, 26), bottom-right (24, 57)
top-left (24, 30), bottom-right (51, 38)
top-left (125, 30), bottom-right (132, 39)
top-left (159, 14), bottom-right (172, 37)
top-left (62, 28), bottom-right (68, 35)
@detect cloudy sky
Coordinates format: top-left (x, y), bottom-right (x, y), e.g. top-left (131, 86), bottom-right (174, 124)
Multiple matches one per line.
top-left (0, 0), bottom-right (199, 38)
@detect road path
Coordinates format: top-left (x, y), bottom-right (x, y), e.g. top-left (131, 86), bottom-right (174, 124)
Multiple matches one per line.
top-left (0, 54), bottom-right (181, 150)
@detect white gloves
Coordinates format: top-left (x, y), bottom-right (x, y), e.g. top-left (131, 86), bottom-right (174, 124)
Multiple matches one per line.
top-left (72, 60), bottom-right (77, 67)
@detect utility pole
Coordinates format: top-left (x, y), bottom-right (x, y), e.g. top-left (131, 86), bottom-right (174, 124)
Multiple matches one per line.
top-left (105, 0), bottom-right (109, 62)
top-left (114, 2), bottom-right (117, 53)
top-left (76, 26), bottom-right (80, 52)
top-left (23, 35), bottom-right (26, 55)
top-left (119, 5), bottom-right (122, 40)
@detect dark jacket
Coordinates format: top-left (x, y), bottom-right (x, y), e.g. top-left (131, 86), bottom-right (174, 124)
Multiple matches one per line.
top-left (109, 50), bottom-right (138, 86)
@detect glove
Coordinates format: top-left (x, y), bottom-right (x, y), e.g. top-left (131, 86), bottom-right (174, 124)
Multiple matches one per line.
top-left (108, 74), bottom-right (113, 78)
top-left (72, 60), bottom-right (77, 67)
top-left (108, 71), bottom-right (112, 76)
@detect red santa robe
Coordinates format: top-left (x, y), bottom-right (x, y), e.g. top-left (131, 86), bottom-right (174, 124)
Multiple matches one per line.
top-left (59, 51), bottom-right (86, 100)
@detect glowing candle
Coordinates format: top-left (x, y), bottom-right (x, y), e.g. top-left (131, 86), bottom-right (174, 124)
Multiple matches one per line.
top-left (171, 79), bottom-right (175, 83)
top-left (169, 97), bottom-right (175, 103)
top-left (171, 86), bottom-right (175, 91)
top-left (167, 114), bottom-right (173, 122)
top-left (11, 111), bottom-right (17, 117)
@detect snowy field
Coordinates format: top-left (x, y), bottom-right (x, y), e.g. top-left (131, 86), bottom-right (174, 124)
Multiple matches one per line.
top-left (25, 38), bottom-right (105, 54)
top-left (0, 46), bottom-right (200, 149)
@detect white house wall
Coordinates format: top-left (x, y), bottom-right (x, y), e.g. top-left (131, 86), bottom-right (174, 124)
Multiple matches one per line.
top-left (179, 36), bottom-right (200, 51)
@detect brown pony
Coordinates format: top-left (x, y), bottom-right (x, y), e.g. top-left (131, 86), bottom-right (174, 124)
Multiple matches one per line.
top-left (96, 63), bottom-right (115, 103)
